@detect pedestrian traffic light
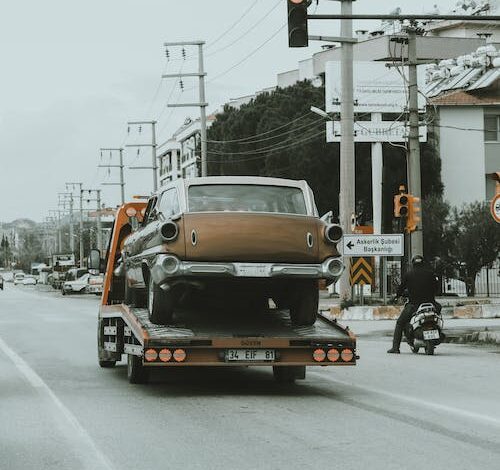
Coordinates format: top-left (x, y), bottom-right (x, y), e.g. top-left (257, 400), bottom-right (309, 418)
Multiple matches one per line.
top-left (406, 195), bottom-right (421, 233)
top-left (287, 0), bottom-right (309, 48)
top-left (394, 193), bottom-right (409, 218)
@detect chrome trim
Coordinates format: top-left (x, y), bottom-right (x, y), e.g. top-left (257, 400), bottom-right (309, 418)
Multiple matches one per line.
top-left (151, 255), bottom-right (344, 284)
top-left (160, 221), bottom-right (179, 242)
top-left (191, 229), bottom-right (197, 246)
top-left (306, 232), bottom-right (314, 248)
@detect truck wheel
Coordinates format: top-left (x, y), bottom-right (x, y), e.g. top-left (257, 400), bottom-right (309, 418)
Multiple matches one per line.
top-left (289, 281), bottom-right (318, 327)
top-left (273, 366), bottom-right (305, 384)
top-left (147, 277), bottom-right (175, 325)
top-left (127, 354), bottom-right (149, 384)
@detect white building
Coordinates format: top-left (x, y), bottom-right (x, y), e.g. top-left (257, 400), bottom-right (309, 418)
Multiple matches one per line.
top-left (425, 45), bottom-right (500, 206)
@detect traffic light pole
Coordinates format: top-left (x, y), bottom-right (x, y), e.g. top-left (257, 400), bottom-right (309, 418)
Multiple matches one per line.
top-left (406, 27), bottom-right (423, 258)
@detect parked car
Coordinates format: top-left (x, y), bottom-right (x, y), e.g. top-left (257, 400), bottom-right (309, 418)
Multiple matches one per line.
top-left (22, 276), bottom-right (37, 286)
top-left (121, 176), bottom-right (344, 326)
top-left (13, 273), bottom-right (25, 285)
top-left (62, 273), bottom-right (103, 295)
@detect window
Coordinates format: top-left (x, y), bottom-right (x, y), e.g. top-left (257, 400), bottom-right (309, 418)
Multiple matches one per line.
top-left (158, 188), bottom-right (180, 218)
top-left (188, 184), bottom-right (308, 215)
top-left (484, 115), bottom-right (499, 142)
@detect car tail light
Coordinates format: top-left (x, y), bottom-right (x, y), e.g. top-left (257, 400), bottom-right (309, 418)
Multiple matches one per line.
top-left (161, 255), bottom-right (180, 275)
top-left (324, 224), bottom-right (343, 244)
top-left (313, 348), bottom-right (326, 362)
top-left (341, 348), bottom-right (354, 362)
top-left (173, 349), bottom-right (186, 362)
top-left (327, 348), bottom-right (340, 362)
top-left (159, 349), bottom-right (172, 362)
top-left (326, 258), bottom-right (344, 277)
top-left (144, 349), bottom-right (158, 362)
top-left (161, 221), bottom-right (179, 241)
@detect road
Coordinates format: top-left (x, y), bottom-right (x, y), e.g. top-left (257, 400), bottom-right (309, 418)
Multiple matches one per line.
top-left (1, 285), bottom-right (500, 470)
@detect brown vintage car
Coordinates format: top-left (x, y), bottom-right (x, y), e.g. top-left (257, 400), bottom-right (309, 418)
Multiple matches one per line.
top-left (122, 176), bottom-right (344, 326)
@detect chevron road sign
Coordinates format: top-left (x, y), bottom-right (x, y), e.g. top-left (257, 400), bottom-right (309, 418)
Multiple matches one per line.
top-left (350, 257), bottom-right (373, 286)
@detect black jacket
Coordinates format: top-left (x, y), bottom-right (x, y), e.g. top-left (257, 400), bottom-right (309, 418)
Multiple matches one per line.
top-left (397, 265), bottom-right (439, 305)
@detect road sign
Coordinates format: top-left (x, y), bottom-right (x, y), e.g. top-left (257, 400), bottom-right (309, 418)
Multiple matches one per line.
top-left (342, 234), bottom-right (404, 257)
top-left (350, 257), bottom-right (373, 286)
top-left (491, 193), bottom-right (500, 223)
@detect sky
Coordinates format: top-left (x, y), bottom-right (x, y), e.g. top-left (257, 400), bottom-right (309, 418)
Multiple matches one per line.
top-left (0, 0), bottom-right (470, 222)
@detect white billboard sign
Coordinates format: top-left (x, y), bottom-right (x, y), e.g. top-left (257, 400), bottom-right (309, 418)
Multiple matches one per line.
top-left (325, 61), bottom-right (426, 114)
top-left (326, 121), bottom-right (427, 143)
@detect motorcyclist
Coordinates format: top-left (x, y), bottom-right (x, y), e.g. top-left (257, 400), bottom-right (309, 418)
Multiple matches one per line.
top-left (387, 255), bottom-right (440, 354)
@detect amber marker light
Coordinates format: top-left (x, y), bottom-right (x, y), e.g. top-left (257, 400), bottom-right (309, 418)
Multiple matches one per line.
top-left (144, 349), bottom-right (158, 362)
top-left (173, 349), bottom-right (187, 362)
top-left (159, 349), bottom-right (172, 362)
top-left (327, 348), bottom-right (340, 362)
top-left (341, 349), bottom-right (354, 362)
top-left (313, 348), bottom-right (326, 362)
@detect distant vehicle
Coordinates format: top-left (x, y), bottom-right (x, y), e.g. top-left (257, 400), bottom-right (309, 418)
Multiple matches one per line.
top-left (22, 276), bottom-right (37, 286)
top-left (2, 272), bottom-right (14, 283)
top-left (62, 273), bottom-right (103, 295)
top-left (13, 273), bottom-right (25, 285)
top-left (50, 253), bottom-right (77, 289)
top-left (0, 275), bottom-right (4, 290)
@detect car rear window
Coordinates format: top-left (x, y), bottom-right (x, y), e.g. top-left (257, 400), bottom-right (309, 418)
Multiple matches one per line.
top-left (188, 184), bottom-right (308, 215)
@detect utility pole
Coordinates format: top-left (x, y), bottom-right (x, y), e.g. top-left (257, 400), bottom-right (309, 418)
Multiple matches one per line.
top-left (49, 210), bottom-right (62, 252)
top-left (127, 121), bottom-right (158, 191)
top-left (164, 41), bottom-right (208, 176)
top-left (338, 0), bottom-right (355, 301)
top-left (99, 148), bottom-right (125, 204)
top-left (66, 182), bottom-right (84, 267)
top-left (405, 25), bottom-right (424, 258)
top-left (81, 188), bottom-right (103, 253)
top-left (58, 192), bottom-right (75, 254)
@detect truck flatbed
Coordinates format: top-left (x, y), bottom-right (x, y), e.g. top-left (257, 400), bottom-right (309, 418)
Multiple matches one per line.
top-left (99, 304), bottom-right (357, 384)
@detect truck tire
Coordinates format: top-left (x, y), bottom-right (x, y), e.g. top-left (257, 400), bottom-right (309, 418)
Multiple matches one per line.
top-left (147, 277), bottom-right (175, 325)
top-left (289, 281), bottom-right (318, 327)
top-left (127, 354), bottom-right (149, 384)
top-left (273, 366), bottom-right (305, 384)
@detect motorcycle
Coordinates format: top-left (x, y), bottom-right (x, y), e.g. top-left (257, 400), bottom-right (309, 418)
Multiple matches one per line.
top-left (405, 302), bottom-right (444, 355)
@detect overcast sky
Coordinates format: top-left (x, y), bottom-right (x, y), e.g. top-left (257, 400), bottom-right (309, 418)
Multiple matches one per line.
top-left (0, 0), bottom-right (467, 222)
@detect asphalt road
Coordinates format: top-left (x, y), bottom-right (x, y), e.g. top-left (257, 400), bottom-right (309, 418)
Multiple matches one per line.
top-left (1, 284), bottom-right (500, 470)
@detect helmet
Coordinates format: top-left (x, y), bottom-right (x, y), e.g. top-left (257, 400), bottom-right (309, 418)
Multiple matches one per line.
top-left (412, 255), bottom-right (424, 266)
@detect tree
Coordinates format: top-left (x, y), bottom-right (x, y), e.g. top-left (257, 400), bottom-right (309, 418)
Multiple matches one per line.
top-left (17, 229), bottom-right (43, 272)
top-left (0, 235), bottom-right (12, 268)
top-left (446, 201), bottom-right (500, 296)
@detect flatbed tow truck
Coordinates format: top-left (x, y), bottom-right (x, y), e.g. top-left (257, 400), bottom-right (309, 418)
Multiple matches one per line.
top-left (96, 202), bottom-right (357, 384)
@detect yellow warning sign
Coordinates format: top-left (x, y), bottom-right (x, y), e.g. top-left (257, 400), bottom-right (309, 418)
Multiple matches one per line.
top-left (350, 257), bottom-right (373, 286)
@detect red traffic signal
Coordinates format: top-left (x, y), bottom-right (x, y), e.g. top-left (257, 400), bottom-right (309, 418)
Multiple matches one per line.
top-left (288, 0), bottom-right (309, 48)
top-left (406, 195), bottom-right (421, 233)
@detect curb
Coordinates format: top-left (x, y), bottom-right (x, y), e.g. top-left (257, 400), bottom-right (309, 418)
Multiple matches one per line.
top-left (325, 304), bottom-right (500, 320)
top-left (451, 331), bottom-right (500, 345)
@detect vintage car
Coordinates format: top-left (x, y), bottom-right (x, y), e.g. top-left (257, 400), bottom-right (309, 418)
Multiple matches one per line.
top-left (62, 272), bottom-right (103, 295)
top-left (121, 176), bottom-right (344, 326)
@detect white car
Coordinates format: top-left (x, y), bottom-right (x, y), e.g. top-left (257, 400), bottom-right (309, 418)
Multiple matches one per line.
top-left (22, 276), bottom-right (37, 286)
top-left (62, 274), bottom-right (103, 295)
top-left (13, 273), bottom-right (25, 285)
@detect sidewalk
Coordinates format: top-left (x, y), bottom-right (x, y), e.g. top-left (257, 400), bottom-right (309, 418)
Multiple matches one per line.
top-left (319, 291), bottom-right (500, 320)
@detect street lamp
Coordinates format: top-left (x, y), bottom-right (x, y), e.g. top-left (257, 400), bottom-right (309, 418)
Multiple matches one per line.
top-left (310, 106), bottom-right (332, 121)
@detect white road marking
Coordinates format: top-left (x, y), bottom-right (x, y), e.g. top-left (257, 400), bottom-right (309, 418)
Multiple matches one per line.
top-left (313, 373), bottom-right (500, 428)
top-left (0, 336), bottom-right (114, 470)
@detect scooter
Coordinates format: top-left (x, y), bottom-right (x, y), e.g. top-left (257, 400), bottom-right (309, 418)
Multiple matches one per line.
top-left (405, 303), bottom-right (444, 355)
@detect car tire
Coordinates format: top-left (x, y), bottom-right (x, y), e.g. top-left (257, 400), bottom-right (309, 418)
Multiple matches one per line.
top-left (147, 276), bottom-right (175, 325)
top-left (127, 354), bottom-right (149, 384)
top-left (289, 281), bottom-right (318, 327)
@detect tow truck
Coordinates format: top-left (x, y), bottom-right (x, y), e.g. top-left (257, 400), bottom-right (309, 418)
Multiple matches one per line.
top-left (93, 201), bottom-right (357, 384)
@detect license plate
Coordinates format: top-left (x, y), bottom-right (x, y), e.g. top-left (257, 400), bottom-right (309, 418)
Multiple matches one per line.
top-left (225, 349), bottom-right (275, 362)
top-left (423, 330), bottom-right (440, 340)
top-left (235, 264), bottom-right (271, 277)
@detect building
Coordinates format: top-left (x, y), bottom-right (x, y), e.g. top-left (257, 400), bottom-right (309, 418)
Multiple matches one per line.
top-left (425, 45), bottom-right (500, 206)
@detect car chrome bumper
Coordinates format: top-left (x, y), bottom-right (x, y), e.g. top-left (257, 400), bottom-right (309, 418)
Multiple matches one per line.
top-left (151, 255), bottom-right (344, 285)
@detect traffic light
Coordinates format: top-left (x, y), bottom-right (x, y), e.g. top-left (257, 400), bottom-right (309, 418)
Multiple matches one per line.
top-left (394, 193), bottom-right (409, 218)
top-left (406, 195), bottom-right (421, 233)
top-left (287, 0), bottom-right (309, 48)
